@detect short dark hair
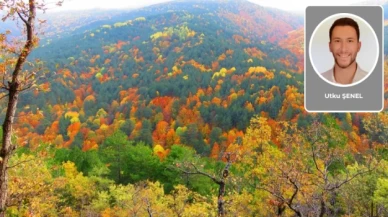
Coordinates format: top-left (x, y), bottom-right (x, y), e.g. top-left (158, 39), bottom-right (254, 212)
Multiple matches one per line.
top-left (329, 17), bottom-right (360, 41)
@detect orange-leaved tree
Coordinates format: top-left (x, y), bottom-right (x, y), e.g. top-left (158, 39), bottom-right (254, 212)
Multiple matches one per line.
top-left (0, 0), bottom-right (63, 215)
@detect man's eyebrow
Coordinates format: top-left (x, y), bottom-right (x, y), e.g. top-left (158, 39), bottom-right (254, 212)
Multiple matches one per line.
top-left (331, 37), bottom-right (357, 40)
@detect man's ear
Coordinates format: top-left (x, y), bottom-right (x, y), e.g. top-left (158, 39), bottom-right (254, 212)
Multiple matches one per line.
top-left (329, 41), bottom-right (333, 52)
top-left (357, 41), bottom-right (361, 52)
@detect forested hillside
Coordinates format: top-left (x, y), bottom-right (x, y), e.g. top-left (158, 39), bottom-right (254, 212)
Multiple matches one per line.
top-left (1, 0), bottom-right (388, 216)
top-left (14, 0), bottom-right (305, 155)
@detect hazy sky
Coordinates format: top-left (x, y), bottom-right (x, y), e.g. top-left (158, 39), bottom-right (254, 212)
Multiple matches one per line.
top-left (251, 0), bottom-right (373, 12)
top-left (51, 0), bottom-right (370, 13)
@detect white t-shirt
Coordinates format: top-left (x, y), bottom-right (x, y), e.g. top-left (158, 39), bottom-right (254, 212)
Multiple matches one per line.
top-left (321, 64), bottom-right (368, 84)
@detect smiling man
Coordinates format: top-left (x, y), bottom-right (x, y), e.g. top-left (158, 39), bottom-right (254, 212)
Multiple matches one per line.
top-left (321, 17), bottom-right (368, 85)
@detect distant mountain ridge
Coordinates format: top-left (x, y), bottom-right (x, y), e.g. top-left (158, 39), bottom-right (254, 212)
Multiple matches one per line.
top-left (56, 0), bottom-right (303, 43)
top-left (33, 0), bottom-right (304, 71)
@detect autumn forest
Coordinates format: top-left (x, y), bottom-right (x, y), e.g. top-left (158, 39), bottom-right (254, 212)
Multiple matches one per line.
top-left (1, 0), bottom-right (388, 216)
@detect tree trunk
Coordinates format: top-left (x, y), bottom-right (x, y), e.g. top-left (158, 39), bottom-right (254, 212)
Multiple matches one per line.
top-left (319, 198), bottom-right (326, 217)
top-left (0, 83), bottom-right (19, 217)
top-left (277, 204), bottom-right (286, 216)
top-left (217, 181), bottom-right (226, 217)
top-left (217, 154), bottom-right (231, 217)
top-left (328, 191), bottom-right (338, 216)
top-left (0, 0), bottom-right (35, 214)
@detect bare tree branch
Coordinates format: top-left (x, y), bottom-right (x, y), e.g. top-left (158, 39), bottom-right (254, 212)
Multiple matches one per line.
top-left (16, 10), bottom-right (28, 26)
top-left (0, 94), bottom-right (9, 101)
top-left (311, 142), bottom-right (325, 178)
top-left (6, 158), bottom-right (35, 169)
top-left (177, 162), bottom-right (220, 184)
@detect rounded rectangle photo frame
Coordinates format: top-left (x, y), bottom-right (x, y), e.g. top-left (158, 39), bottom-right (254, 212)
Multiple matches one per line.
top-left (304, 6), bottom-right (384, 113)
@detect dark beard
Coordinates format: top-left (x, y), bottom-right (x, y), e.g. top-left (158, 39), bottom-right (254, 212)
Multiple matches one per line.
top-left (334, 56), bottom-right (356, 69)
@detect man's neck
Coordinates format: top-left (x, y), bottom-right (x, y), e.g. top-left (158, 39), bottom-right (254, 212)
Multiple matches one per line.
top-left (333, 62), bottom-right (357, 84)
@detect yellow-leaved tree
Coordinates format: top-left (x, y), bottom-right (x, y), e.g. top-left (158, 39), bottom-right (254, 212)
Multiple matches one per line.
top-left (240, 115), bottom-right (376, 216)
top-left (7, 153), bottom-right (57, 216)
top-left (0, 0), bottom-right (63, 215)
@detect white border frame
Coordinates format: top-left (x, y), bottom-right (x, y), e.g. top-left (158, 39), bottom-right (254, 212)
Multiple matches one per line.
top-left (304, 5), bottom-right (384, 113)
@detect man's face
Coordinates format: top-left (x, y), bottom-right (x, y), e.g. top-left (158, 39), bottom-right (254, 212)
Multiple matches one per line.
top-left (329, 25), bottom-right (361, 69)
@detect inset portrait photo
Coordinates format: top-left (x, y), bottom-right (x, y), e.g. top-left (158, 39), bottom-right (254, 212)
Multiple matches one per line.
top-left (309, 13), bottom-right (379, 87)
